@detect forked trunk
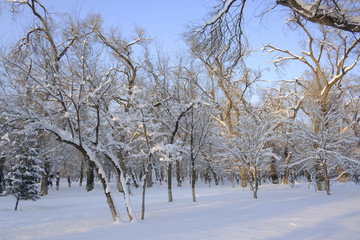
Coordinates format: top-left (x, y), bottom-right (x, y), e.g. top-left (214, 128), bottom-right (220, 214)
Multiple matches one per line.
top-left (98, 172), bottom-right (119, 222)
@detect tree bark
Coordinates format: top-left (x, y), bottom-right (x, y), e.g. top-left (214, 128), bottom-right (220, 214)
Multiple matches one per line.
top-left (86, 159), bottom-right (94, 192)
top-left (167, 162), bottom-right (173, 202)
top-left (176, 160), bottom-right (182, 187)
top-left (79, 159), bottom-right (84, 187)
top-left (40, 162), bottom-right (50, 196)
top-left (141, 156), bottom-right (152, 220)
top-left (67, 175), bottom-right (71, 187)
top-left (322, 161), bottom-right (331, 195)
top-left (141, 175), bottom-right (147, 220)
top-left (270, 157), bottom-right (279, 184)
top-left (239, 166), bottom-right (247, 188)
top-left (191, 144), bottom-right (196, 202)
top-left (283, 152), bottom-right (291, 185)
top-left (315, 159), bottom-right (326, 191)
top-left (253, 166), bottom-right (259, 199)
top-left (146, 163), bottom-right (153, 188)
top-left (0, 157), bottom-right (4, 194)
top-left (14, 196), bottom-right (20, 211)
top-left (55, 172), bottom-right (60, 190)
top-left (91, 162), bottom-right (119, 222)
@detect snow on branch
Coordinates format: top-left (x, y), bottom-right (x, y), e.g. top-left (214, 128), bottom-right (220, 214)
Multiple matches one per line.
top-left (277, 0), bottom-right (360, 32)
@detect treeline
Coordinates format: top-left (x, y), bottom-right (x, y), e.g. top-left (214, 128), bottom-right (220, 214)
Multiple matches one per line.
top-left (0, 0), bottom-right (359, 221)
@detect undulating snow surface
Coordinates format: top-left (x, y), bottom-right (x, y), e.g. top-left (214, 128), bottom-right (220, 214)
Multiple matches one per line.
top-left (1, 181), bottom-right (359, 240)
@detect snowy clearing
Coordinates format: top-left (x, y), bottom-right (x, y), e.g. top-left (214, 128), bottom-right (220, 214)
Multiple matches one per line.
top-left (1, 181), bottom-right (360, 240)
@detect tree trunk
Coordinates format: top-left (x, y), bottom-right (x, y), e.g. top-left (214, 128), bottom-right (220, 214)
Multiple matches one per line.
top-left (239, 166), bottom-right (247, 188)
top-left (208, 165), bottom-right (219, 186)
top-left (117, 153), bottom-right (127, 193)
top-left (117, 173), bottom-right (124, 193)
top-left (86, 159), bottom-right (94, 192)
top-left (230, 165), bottom-right (235, 188)
top-left (40, 162), bottom-right (50, 196)
top-left (283, 152), bottom-right (292, 185)
top-left (79, 159), bottom-right (84, 187)
top-left (92, 162), bottom-right (119, 222)
top-left (104, 153), bottom-right (136, 222)
top-left (304, 170), bottom-right (312, 182)
top-left (0, 157), bottom-right (4, 194)
top-left (141, 156), bottom-right (152, 220)
top-left (315, 159), bottom-right (326, 191)
top-left (176, 160), bottom-right (182, 187)
top-left (14, 196), bottom-right (20, 211)
top-left (191, 158), bottom-right (196, 203)
top-left (67, 175), bottom-right (71, 187)
top-left (141, 174), bottom-right (147, 220)
top-left (323, 161), bottom-right (331, 195)
top-left (167, 162), bottom-right (173, 202)
top-left (55, 172), bottom-right (60, 190)
top-left (253, 166), bottom-right (259, 199)
top-left (129, 168), bottom-right (139, 188)
top-left (270, 158), bottom-right (279, 184)
top-left (146, 163), bottom-right (153, 188)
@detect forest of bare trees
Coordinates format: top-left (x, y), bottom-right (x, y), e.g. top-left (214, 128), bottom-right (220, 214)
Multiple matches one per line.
top-left (0, 0), bottom-right (359, 222)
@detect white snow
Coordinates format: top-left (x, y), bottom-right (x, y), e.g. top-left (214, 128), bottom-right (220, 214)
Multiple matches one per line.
top-left (1, 181), bottom-right (360, 240)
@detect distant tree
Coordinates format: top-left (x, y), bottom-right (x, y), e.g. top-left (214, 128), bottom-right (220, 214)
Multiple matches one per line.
top-left (217, 107), bottom-right (282, 199)
top-left (6, 147), bottom-right (42, 211)
top-left (290, 96), bottom-right (360, 194)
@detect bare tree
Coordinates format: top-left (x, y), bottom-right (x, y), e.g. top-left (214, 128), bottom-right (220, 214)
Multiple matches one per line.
top-left (189, 0), bottom-right (360, 58)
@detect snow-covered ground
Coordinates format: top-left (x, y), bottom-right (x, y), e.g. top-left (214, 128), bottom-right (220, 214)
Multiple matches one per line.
top-left (1, 180), bottom-right (359, 240)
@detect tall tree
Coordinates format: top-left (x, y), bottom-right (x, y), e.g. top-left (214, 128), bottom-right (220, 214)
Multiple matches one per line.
top-left (263, 17), bottom-right (360, 189)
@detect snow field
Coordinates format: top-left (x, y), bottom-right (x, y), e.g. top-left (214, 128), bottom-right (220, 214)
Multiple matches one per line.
top-left (0, 181), bottom-right (360, 240)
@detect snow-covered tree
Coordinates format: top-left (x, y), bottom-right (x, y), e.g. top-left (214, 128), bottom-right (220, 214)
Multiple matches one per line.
top-left (0, 1), bottom-right (147, 222)
top-left (217, 107), bottom-right (282, 198)
top-left (290, 96), bottom-right (360, 194)
top-left (6, 147), bottom-right (42, 211)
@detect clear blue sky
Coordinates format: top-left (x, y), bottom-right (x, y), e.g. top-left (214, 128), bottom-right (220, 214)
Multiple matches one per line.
top-left (0, 0), bottom-right (305, 82)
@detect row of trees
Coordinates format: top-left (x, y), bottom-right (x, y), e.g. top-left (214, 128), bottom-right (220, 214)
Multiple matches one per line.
top-left (0, 0), bottom-right (359, 221)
